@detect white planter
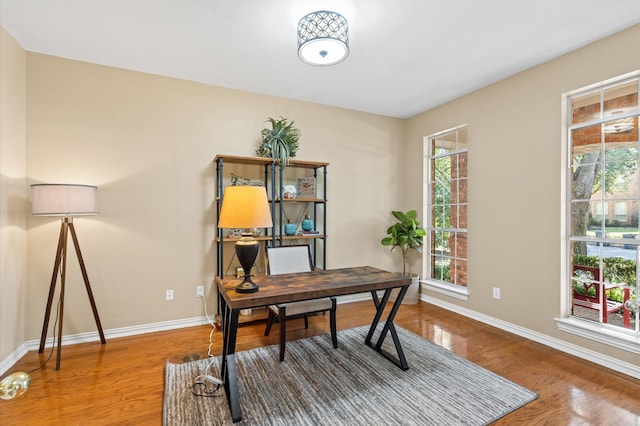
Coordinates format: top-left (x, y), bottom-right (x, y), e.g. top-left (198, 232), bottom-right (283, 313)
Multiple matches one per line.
top-left (390, 273), bottom-right (420, 304)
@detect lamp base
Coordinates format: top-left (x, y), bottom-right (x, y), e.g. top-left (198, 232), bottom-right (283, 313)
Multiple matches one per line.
top-left (234, 233), bottom-right (260, 293)
top-left (235, 278), bottom-right (259, 293)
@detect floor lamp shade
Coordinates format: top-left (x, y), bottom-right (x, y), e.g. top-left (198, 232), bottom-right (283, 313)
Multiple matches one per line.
top-left (31, 184), bottom-right (98, 216)
top-left (218, 186), bottom-right (273, 293)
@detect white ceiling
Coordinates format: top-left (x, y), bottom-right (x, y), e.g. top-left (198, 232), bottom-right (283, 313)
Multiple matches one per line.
top-left (2, 0), bottom-right (640, 119)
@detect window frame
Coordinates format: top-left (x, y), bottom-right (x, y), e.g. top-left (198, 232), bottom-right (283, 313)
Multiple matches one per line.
top-left (423, 125), bottom-right (469, 300)
top-left (556, 70), bottom-right (640, 354)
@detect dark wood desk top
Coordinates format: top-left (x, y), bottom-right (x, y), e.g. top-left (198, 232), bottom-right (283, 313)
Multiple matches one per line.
top-left (216, 266), bottom-right (411, 310)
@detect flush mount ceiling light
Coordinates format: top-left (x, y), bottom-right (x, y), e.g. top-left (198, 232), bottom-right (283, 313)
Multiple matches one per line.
top-left (297, 10), bottom-right (349, 66)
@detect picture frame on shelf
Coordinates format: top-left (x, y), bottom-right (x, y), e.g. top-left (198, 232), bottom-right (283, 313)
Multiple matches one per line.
top-left (297, 177), bottom-right (316, 198)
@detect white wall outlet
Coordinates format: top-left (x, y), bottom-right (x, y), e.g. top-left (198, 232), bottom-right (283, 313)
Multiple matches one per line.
top-left (492, 287), bottom-right (501, 300)
top-left (196, 285), bottom-right (204, 298)
top-left (166, 289), bottom-right (174, 301)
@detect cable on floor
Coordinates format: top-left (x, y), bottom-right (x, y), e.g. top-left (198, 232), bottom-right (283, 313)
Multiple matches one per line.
top-left (191, 290), bottom-right (223, 398)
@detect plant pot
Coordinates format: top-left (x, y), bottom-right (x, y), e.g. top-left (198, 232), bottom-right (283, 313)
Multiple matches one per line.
top-left (390, 273), bottom-right (420, 304)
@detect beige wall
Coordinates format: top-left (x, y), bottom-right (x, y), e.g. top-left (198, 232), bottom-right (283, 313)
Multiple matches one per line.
top-left (24, 53), bottom-right (406, 339)
top-left (1, 23), bottom-right (639, 370)
top-left (0, 28), bottom-right (27, 364)
top-left (405, 24), bottom-right (640, 365)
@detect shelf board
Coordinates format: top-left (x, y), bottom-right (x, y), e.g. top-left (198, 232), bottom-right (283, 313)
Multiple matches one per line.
top-left (282, 234), bottom-right (325, 240)
top-left (213, 155), bottom-right (274, 166)
top-left (215, 306), bottom-right (268, 327)
top-left (287, 159), bottom-right (330, 168)
top-left (277, 197), bottom-right (325, 203)
top-left (213, 155), bottom-right (329, 169)
top-left (217, 235), bottom-right (275, 243)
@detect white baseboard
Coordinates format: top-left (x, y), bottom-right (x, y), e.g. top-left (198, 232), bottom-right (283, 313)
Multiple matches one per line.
top-left (5, 293), bottom-right (636, 380)
top-left (422, 294), bottom-right (640, 379)
top-left (0, 343), bottom-right (29, 376)
top-left (1, 296), bottom-right (368, 374)
top-left (0, 316), bottom-right (212, 376)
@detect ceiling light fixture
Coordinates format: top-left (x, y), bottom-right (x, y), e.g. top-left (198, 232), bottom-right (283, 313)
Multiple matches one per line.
top-left (297, 10), bottom-right (349, 66)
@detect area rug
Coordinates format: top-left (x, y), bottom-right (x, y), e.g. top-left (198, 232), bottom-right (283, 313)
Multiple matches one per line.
top-left (164, 325), bottom-right (537, 425)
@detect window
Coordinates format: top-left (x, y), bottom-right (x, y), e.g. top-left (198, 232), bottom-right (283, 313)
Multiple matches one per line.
top-left (423, 126), bottom-right (468, 299)
top-left (615, 202), bottom-right (627, 222)
top-left (594, 202), bottom-right (607, 221)
top-left (558, 72), bottom-right (640, 352)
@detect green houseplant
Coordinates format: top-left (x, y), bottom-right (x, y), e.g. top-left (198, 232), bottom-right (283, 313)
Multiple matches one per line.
top-left (256, 117), bottom-right (300, 167)
top-left (381, 210), bottom-right (427, 275)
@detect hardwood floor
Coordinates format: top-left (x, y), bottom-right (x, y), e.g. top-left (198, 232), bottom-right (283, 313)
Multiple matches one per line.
top-left (1, 300), bottom-right (639, 425)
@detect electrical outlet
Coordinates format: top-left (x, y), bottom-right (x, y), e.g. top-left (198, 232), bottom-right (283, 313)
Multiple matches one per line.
top-left (196, 285), bottom-right (204, 298)
top-left (492, 287), bottom-right (501, 300)
top-left (166, 289), bottom-right (174, 301)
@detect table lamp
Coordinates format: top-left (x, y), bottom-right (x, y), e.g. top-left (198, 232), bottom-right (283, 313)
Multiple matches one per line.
top-left (217, 186), bottom-right (273, 293)
top-left (31, 183), bottom-right (106, 370)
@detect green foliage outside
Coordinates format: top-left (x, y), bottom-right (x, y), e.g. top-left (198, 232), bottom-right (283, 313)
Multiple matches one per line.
top-left (434, 263), bottom-right (450, 282)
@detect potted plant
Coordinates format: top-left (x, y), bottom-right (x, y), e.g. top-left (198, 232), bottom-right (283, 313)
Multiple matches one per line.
top-left (381, 210), bottom-right (427, 304)
top-left (256, 117), bottom-right (300, 167)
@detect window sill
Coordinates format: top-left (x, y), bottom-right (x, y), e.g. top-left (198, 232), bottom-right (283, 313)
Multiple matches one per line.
top-left (422, 279), bottom-right (469, 300)
top-left (555, 317), bottom-right (640, 354)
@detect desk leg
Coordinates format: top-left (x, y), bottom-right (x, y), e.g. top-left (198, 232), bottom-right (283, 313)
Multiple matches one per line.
top-left (365, 286), bottom-right (409, 371)
top-left (220, 299), bottom-right (242, 422)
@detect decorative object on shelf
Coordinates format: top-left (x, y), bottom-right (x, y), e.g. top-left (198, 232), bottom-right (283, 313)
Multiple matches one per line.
top-left (31, 183), bottom-right (106, 370)
top-left (297, 10), bottom-right (349, 66)
top-left (297, 177), bottom-right (316, 198)
top-left (381, 210), bottom-right (427, 305)
top-left (218, 186), bottom-right (273, 293)
top-left (302, 214), bottom-right (314, 232)
top-left (256, 117), bottom-right (300, 168)
top-left (229, 173), bottom-right (264, 187)
top-left (0, 372), bottom-right (30, 400)
top-left (282, 185), bottom-right (297, 199)
top-left (285, 219), bottom-right (297, 236)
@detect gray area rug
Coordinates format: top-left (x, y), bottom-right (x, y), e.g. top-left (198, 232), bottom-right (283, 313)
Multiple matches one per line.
top-left (164, 326), bottom-right (537, 425)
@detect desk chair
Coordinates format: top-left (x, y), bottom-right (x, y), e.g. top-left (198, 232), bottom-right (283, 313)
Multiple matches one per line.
top-left (264, 245), bottom-right (338, 361)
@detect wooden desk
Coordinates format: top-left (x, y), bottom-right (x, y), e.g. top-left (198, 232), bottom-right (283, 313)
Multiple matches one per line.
top-left (216, 266), bottom-right (412, 423)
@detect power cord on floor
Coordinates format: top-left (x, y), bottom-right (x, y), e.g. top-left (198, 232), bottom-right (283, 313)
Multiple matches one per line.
top-left (191, 291), bottom-right (223, 398)
top-left (27, 275), bottom-right (63, 375)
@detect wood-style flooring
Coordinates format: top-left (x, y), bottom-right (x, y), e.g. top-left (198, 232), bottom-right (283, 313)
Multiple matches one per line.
top-left (1, 300), bottom-right (639, 425)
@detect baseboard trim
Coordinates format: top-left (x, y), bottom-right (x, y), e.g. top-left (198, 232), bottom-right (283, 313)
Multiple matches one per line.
top-left (2, 299), bottom-right (367, 375)
top-left (29, 316), bottom-right (210, 350)
top-left (0, 343), bottom-right (29, 376)
top-left (422, 294), bottom-right (640, 379)
top-left (5, 293), bottom-right (636, 380)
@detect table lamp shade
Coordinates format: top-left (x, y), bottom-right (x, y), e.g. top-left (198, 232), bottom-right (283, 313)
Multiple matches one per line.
top-left (31, 184), bottom-right (98, 216)
top-left (218, 186), bottom-right (273, 229)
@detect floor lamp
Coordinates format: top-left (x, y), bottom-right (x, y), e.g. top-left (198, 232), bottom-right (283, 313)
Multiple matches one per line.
top-left (31, 184), bottom-right (106, 370)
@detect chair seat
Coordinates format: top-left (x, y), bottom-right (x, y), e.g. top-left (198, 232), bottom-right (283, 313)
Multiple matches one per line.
top-left (269, 299), bottom-right (333, 316)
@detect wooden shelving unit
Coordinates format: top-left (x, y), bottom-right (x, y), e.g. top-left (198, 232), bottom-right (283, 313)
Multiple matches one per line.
top-left (214, 154), bottom-right (329, 324)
